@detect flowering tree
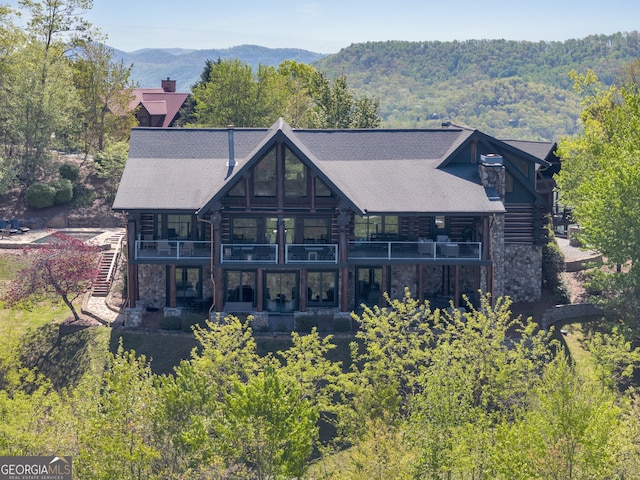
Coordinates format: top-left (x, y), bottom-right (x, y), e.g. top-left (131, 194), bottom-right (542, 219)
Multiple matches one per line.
top-left (4, 231), bottom-right (100, 321)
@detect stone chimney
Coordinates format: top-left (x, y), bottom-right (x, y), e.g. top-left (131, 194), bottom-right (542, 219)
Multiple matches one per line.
top-left (479, 154), bottom-right (505, 202)
top-left (161, 77), bottom-right (176, 93)
top-left (478, 153), bottom-right (505, 301)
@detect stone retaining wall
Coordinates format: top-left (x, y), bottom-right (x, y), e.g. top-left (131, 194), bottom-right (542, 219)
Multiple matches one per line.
top-left (541, 303), bottom-right (605, 330)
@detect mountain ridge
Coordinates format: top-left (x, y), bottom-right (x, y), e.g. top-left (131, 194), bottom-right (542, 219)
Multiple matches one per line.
top-left (110, 44), bottom-right (327, 90)
top-left (115, 33), bottom-right (640, 140)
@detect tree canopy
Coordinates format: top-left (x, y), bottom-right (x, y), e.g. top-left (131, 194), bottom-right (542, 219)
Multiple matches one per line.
top-left (3, 289), bottom-right (640, 478)
top-left (556, 70), bottom-right (640, 319)
top-left (3, 231), bottom-right (100, 320)
top-left (188, 58), bottom-right (381, 129)
top-left (0, 0), bottom-right (136, 192)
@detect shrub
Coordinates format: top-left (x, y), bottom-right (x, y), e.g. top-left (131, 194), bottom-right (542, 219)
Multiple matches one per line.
top-left (52, 179), bottom-right (74, 205)
top-left (71, 184), bottom-right (96, 207)
top-left (542, 222), bottom-right (571, 304)
top-left (25, 182), bottom-right (56, 209)
top-left (159, 316), bottom-right (181, 330)
top-left (59, 162), bottom-right (80, 181)
top-left (182, 313), bottom-right (207, 332)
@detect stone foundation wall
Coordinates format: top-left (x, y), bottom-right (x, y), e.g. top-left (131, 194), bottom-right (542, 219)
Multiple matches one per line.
top-left (138, 264), bottom-right (166, 309)
top-left (503, 243), bottom-right (543, 302)
top-left (124, 304), bottom-right (144, 327)
top-left (137, 265), bottom-right (213, 310)
top-left (390, 264), bottom-right (481, 304)
top-left (389, 265), bottom-right (419, 299)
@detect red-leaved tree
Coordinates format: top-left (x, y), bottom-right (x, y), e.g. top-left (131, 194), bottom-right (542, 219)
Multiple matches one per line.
top-left (4, 231), bottom-right (101, 321)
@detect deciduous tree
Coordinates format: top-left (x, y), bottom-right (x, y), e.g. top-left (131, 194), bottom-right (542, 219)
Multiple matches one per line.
top-left (4, 231), bottom-right (100, 320)
top-left (556, 70), bottom-right (640, 319)
top-left (71, 39), bottom-right (136, 154)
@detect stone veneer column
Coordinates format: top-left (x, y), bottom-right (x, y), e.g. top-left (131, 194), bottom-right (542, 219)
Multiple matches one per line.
top-left (212, 207), bottom-right (224, 312)
top-left (337, 202), bottom-right (350, 312)
top-left (479, 155), bottom-right (506, 300)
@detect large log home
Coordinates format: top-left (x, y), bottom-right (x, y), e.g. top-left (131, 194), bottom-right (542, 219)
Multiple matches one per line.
top-left (113, 119), bottom-right (551, 328)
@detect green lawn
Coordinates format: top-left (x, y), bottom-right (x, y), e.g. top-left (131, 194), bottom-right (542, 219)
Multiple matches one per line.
top-left (554, 315), bottom-right (611, 374)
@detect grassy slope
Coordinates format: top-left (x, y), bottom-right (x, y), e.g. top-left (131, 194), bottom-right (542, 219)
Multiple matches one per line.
top-left (0, 253), bottom-right (357, 386)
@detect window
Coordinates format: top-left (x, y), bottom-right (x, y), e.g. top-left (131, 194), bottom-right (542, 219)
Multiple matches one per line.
top-left (225, 271), bottom-right (256, 304)
top-left (228, 179), bottom-right (245, 197)
top-left (264, 272), bottom-right (298, 312)
top-left (253, 149), bottom-right (276, 196)
top-left (354, 215), bottom-right (400, 240)
top-left (167, 215), bottom-right (190, 239)
top-left (383, 216), bottom-right (399, 236)
top-left (266, 217), bottom-right (295, 244)
top-left (505, 172), bottom-right (514, 193)
top-left (307, 271), bottom-right (337, 306)
top-left (315, 177), bottom-right (332, 197)
top-left (284, 147), bottom-right (307, 197)
top-left (168, 267), bottom-right (201, 307)
top-left (303, 217), bottom-right (329, 243)
top-left (356, 267), bottom-right (382, 308)
top-left (232, 218), bottom-right (258, 243)
top-left (158, 214), bottom-right (201, 240)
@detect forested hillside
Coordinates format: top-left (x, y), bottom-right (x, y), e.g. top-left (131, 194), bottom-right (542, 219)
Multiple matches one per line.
top-left (314, 32), bottom-right (640, 139)
top-left (112, 45), bottom-right (326, 91)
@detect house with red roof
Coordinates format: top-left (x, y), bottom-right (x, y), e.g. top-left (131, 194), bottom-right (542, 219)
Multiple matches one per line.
top-left (130, 78), bottom-right (189, 127)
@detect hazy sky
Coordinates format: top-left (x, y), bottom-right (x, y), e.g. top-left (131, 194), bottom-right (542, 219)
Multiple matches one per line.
top-left (6, 0), bottom-right (640, 53)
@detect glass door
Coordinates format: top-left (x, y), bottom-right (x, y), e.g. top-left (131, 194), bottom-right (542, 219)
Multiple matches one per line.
top-left (169, 267), bottom-right (201, 307)
top-left (355, 267), bottom-right (382, 308)
top-left (264, 272), bottom-right (298, 313)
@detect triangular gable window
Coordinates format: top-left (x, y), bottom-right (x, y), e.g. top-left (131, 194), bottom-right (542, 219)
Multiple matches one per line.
top-left (315, 177), bottom-right (332, 197)
top-left (254, 149), bottom-right (276, 197)
top-left (222, 143), bottom-right (336, 205)
top-left (285, 146), bottom-right (307, 198)
top-left (228, 179), bottom-right (245, 197)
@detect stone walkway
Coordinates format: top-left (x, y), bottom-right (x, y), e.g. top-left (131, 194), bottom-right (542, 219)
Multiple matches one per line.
top-left (83, 294), bottom-right (124, 326)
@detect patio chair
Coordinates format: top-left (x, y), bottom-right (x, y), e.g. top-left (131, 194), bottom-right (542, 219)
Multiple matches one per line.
top-left (10, 219), bottom-right (30, 233)
top-left (181, 241), bottom-right (194, 256)
top-left (157, 240), bottom-right (171, 256)
top-left (0, 220), bottom-right (18, 235)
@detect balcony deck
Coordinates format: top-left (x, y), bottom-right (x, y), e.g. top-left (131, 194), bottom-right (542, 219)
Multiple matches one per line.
top-left (134, 240), bottom-right (482, 263)
top-left (348, 240), bottom-right (481, 261)
top-left (135, 240), bottom-right (211, 260)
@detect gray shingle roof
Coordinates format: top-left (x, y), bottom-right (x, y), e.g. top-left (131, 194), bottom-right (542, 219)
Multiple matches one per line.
top-left (113, 121), bottom-right (511, 215)
top-left (502, 139), bottom-right (556, 162)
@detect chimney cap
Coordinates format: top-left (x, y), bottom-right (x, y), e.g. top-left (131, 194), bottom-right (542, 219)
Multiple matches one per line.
top-left (480, 153), bottom-right (503, 165)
